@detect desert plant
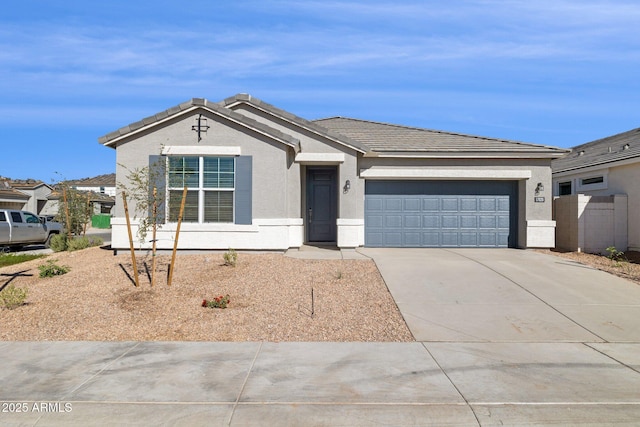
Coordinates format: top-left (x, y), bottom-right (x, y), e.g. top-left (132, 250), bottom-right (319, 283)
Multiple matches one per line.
top-left (202, 295), bottom-right (231, 309)
top-left (49, 233), bottom-right (69, 252)
top-left (223, 248), bottom-right (238, 267)
top-left (0, 285), bottom-right (28, 309)
top-left (38, 260), bottom-right (70, 278)
top-left (68, 236), bottom-right (104, 251)
top-left (606, 246), bottom-right (627, 267)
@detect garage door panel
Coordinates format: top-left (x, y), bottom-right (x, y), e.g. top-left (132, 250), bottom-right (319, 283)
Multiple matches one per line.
top-left (385, 199), bottom-right (403, 211)
top-left (441, 198), bottom-right (459, 211)
top-left (422, 215), bottom-right (439, 228)
top-left (422, 232), bottom-right (440, 246)
top-left (364, 181), bottom-right (516, 248)
top-left (422, 198), bottom-right (439, 211)
top-left (460, 233), bottom-right (478, 247)
top-left (498, 215), bottom-right (510, 228)
top-left (460, 198), bottom-right (478, 211)
top-left (479, 216), bottom-right (497, 228)
top-left (441, 215), bottom-right (459, 228)
top-left (367, 215), bottom-right (383, 228)
top-left (366, 198), bottom-right (383, 211)
top-left (479, 198), bottom-right (497, 211)
top-left (460, 216), bottom-right (477, 228)
top-left (404, 198), bottom-right (421, 211)
top-left (385, 215), bottom-right (402, 228)
top-left (404, 215), bottom-right (421, 228)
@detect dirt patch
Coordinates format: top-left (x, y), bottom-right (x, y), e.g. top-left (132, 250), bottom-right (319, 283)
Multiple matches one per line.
top-left (538, 249), bottom-right (640, 286)
top-left (0, 248), bottom-right (414, 342)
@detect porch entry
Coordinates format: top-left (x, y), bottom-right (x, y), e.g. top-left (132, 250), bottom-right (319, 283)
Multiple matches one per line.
top-left (306, 166), bottom-right (338, 243)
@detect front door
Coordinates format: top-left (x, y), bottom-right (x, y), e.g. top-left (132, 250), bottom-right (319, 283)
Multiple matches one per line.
top-left (306, 167), bottom-right (337, 243)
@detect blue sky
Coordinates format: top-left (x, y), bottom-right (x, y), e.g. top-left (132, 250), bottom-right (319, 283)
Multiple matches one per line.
top-left (1, 0), bottom-right (639, 182)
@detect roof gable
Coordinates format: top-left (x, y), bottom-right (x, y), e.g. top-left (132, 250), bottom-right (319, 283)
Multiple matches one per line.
top-left (552, 127), bottom-right (640, 173)
top-left (219, 94), bottom-right (369, 154)
top-left (98, 98), bottom-right (300, 151)
top-left (315, 117), bottom-right (568, 158)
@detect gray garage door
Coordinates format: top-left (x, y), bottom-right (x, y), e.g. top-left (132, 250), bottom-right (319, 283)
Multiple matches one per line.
top-left (365, 180), bottom-right (517, 248)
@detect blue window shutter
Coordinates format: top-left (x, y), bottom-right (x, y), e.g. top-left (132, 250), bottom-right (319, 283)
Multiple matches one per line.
top-left (235, 156), bottom-right (252, 224)
top-left (149, 155), bottom-right (166, 223)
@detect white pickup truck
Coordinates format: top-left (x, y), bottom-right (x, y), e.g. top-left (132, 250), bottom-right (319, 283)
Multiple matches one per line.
top-left (0, 210), bottom-right (63, 249)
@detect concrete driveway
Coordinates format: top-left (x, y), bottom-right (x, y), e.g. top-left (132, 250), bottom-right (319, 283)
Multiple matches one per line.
top-left (360, 248), bottom-right (640, 343)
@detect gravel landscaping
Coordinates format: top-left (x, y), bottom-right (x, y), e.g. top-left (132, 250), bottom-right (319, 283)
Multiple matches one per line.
top-left (0, 247), bottom-right (414, 342)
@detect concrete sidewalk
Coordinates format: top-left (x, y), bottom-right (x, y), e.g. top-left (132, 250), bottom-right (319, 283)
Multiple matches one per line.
top-left (2, 248), bottom-right (640, 426)
top-left (1, 341), bottom-right (639, 426)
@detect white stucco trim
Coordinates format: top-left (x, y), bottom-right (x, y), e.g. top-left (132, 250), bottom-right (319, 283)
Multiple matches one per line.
top-left (360, 168), bottom-right (532, 179)
top-left (110, 217), bottom-right (303, 250)
top-left (526, 220), bottom-right (556, 248)
top-left (337, 219), bottom-right (365, 248)
top-left (295, 153), bottom-right (345, 164)
top-left (161, 146), bottom-right (241, 156)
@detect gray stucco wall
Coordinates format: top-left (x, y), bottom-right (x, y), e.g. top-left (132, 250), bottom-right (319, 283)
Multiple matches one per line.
top-left (228, 104), bottom-right (362, 221)
top-left (113, 110), bottom-right (291, 220)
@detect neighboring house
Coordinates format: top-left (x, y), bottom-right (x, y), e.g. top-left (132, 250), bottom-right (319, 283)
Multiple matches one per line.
top-left (552, 127), bottom-right (640, 252)
top-left (99, 94), bottom-right (568, 251)
top-left (64, 174), bottom-right (116, 215)
top-left (0, 180), bottom-right (30, 210)
top-left (66, 173), bottom-right (116, 197)
top-left (0, 179), bottom-right (56, 214)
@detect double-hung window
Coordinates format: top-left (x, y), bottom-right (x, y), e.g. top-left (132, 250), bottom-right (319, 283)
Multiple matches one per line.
top-left (167, 156), bottom-right (235, 223)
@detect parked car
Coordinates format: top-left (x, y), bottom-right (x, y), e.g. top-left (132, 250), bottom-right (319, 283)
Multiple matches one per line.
top-left (0, 210), bottom-right (63, 249)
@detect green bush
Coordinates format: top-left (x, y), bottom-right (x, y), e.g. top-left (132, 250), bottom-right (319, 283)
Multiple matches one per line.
top-left (49, 234), bottom-right (104, 252)
top-left (38, 260), bottom-right (70, 278)
top-left (0, 285), bottom-right (28, 309)
top-left (49, 234), bottom-right (68, 252)
top-left (68, 236), bottom-right (104, 251)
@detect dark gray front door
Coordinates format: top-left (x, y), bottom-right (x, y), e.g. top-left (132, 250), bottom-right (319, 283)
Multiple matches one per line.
top-left (306, 167), bottom-right (337, 243)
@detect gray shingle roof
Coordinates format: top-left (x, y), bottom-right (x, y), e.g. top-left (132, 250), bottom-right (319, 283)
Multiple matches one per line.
top-left (314, 117), bottom-right (568, 156)
top-left (552, 127), bottom-right (640, 173)
top-left (65, 173), bottom-right (116, 187)
top-left (98, 98), bottom-right (300, 150)
top-left (219, 94), bottom-right (369, 154)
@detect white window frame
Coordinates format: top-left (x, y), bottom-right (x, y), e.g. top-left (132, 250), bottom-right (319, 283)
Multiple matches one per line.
top-left (167, 156), bottom-right (236, 224)
top-left (576, 172), bottom-right (608, 192)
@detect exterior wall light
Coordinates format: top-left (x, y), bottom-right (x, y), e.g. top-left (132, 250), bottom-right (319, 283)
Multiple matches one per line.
top-left (535, 182), bottom-right (544, 194)
top-left (343, 179), bottom-right (351, 193)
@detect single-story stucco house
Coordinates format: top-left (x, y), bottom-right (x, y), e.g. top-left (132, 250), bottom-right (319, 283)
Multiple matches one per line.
top-left (552, 127), bottom-right (640, 252)
top-left (99, 94), bottom-right (568, 251)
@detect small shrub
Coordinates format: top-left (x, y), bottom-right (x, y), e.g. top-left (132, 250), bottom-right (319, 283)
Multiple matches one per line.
top-left (606, 246), bottom-right (627, 267)
top-left (38, 260), bottom-right (70, 278)
top-left (68, 236), bottom-right (103, 251)
top-left (0, 285), bottom-right (28, 309)
top-left (49, 234), bottom-right (68, 252)
top-left (223, 248), bottom-right (238, 267)
top-left (202, 295), bottom-right (231, 309)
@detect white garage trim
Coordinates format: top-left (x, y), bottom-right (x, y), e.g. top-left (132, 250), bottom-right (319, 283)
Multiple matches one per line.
top-left (360, 168), bottom-right (532, 179)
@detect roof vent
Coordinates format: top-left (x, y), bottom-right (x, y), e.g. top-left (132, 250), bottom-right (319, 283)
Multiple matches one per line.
top-left (608, 146), bottom-right (613, 153)
top-left (624, 143), bottom-right (630, 150)
top-left (578, 150), bottom-right (585, 156)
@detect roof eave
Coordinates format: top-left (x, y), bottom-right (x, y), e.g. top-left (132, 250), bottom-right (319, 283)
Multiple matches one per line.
top-left (366, 150), bottom-right (568, 159)
top-left (98, 99), bottom-right (301, 151)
